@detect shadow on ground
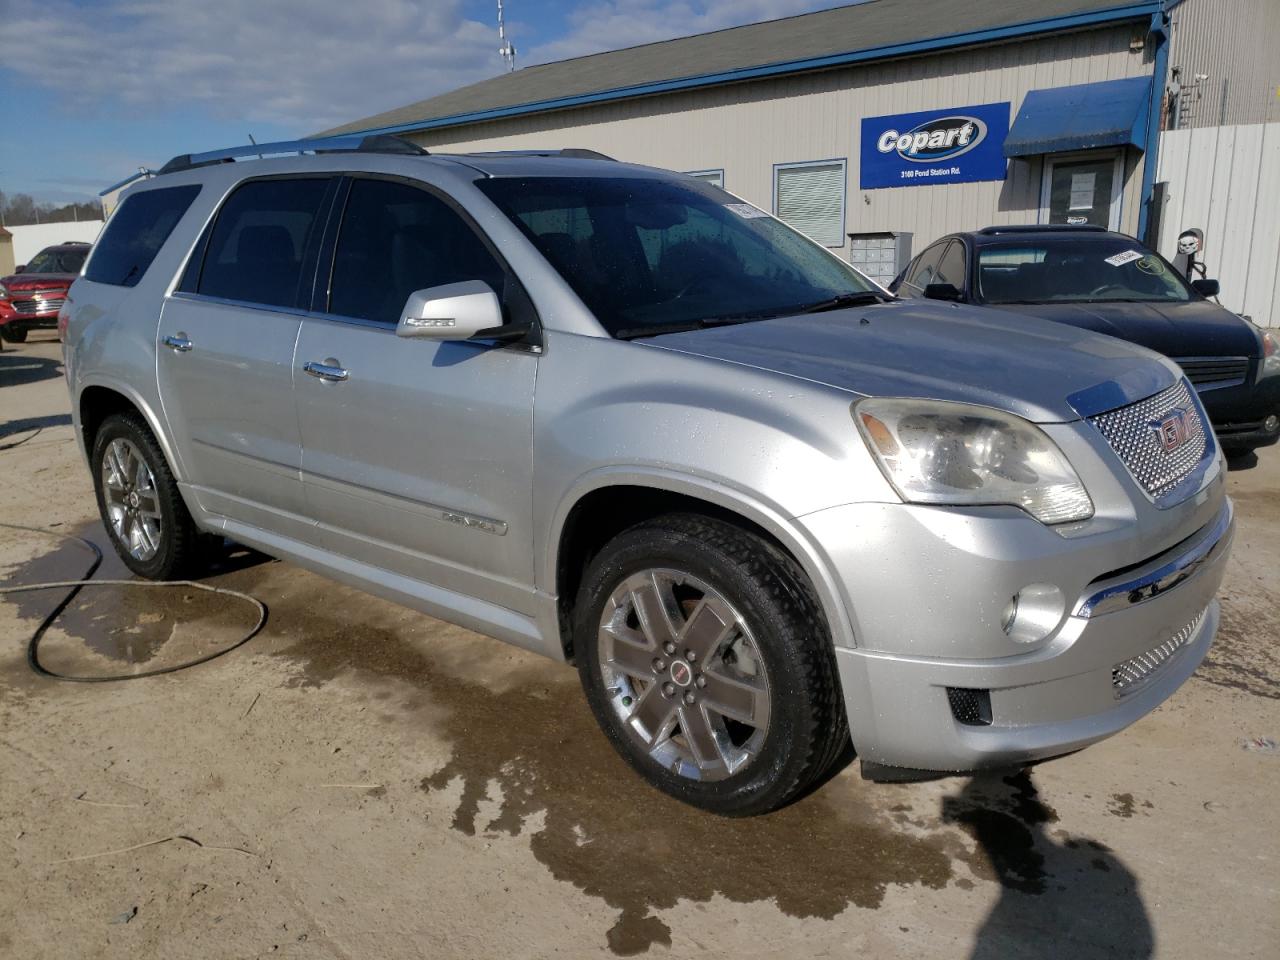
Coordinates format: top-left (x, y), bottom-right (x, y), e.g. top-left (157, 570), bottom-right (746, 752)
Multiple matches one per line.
top-left (943, 774), bottom-right (1153, 959)
top-left (0, 351), bottom-right (63, 390)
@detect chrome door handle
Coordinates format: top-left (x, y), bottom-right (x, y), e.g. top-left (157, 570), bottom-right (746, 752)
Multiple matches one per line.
top-left (163, 334), bottom-right (193, 353)
top-left (303, 360), bottom-right (349, 382)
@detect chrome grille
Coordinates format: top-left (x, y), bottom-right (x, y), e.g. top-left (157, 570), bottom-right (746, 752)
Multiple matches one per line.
top-left (1175, 357), bottom-right (1250, 391)
top-left (1088, 380), bottom-right (1208, 499)
top-left (10, 295), bottom-right (65, 316)
top-left (1112, 607), bottom-right (1207, 697)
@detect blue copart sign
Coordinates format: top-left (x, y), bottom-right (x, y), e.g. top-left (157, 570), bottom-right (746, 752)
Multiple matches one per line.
top-left (860, 102), bottom-right (1010, 189)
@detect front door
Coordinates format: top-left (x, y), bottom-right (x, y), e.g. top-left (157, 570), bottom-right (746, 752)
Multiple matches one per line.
top-left (157, 175), bottom-right (333, 532)
top-left (293, 176), bottom-right (538, 613)
top-left (1042, 153), bottom-right (1122, 229)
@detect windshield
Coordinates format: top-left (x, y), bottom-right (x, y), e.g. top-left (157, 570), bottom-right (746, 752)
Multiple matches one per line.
top-left (476, 176), bottom-right (878, 337)
top-left (24, 246), bottom-right (89, 275)
top-left (977, 238), bottom-right (1193, 304)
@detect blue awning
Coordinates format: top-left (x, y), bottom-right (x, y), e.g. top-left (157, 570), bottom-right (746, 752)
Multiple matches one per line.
top-left (1003, 76), bottom-right (1152, 158)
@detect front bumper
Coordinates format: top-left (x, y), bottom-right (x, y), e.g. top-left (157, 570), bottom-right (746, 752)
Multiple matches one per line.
top-left (802, 496), bottom-right (1234, 772)
top-left (1214, 417), bottom-right (1280, 450)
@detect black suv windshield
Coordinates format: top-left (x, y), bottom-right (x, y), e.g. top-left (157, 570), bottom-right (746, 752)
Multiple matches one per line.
top-left (977, 238), bottom-right (1193, 305)
top-left (477, 176), bottom-right (878, 337)
top-left (24, 246), bottom-right (88, 274)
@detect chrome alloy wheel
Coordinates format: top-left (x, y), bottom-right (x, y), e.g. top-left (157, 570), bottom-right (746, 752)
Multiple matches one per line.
top-left (598, 569), bottom-right (771, 781)
top-left (101, 437), bottom-right (163, 562)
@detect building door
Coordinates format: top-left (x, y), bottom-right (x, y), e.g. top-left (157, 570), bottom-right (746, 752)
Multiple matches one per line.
top-left (1040, 152), bottom-right (1122, 229)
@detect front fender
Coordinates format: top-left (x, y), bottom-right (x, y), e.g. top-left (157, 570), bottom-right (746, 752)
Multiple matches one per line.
top-left (532, 333), bottom-right (900, 651)
top-left (542, 464), bottom-right (864, 651)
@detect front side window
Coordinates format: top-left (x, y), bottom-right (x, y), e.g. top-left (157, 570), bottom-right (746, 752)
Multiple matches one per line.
top-left (934, 241), bottom-right (967, 290)
top-left (25, 246), bottom-right (89, 275)
top-left (328, 178), bottom-right (506, 326)
top-left (84, 184), bottom-right (200, 287)
top-left (197, 178), bottom-right (329, 309)
top-left (977, 240), bottom-right (1193, 304)
top-left (477, 176), bottom-right (875, 337)
top-left (900, 243), bottom-right (946, 296)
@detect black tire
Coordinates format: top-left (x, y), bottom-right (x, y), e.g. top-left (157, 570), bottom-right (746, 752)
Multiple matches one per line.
top-left (91, 412), bottom-right (202, 580)
top-left (573, 513), bottom-right (849, 816)
top-left (1, 325), bottom-right (28, 343)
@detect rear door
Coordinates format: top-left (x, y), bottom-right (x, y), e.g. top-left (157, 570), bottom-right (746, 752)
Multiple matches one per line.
top-left (293, 175), bottom-right (539, 613)
top-left (158, 175), bottom-right (335, 533)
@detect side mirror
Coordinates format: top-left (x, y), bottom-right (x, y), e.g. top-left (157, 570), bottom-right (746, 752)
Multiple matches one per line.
top-left (14, 265), bottom-right (25, 274)
top-left (924, 282), bottom-right (963, 302)
top-left (1192, 278), bottom-right (1220, 297)
top-left (396, 280), bottom-right (502, 340)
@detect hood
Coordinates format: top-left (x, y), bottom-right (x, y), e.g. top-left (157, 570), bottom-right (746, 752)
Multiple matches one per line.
top-left (2, 273), bottom-right (77, 291)
top-left (982, 299), bottom-right (1261, 359)
top-left (646, 299), bottom-right (1178, 423)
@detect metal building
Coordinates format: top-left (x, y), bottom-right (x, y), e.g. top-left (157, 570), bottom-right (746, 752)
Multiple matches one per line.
top-left (320, 0), bottom-right (1276, 306)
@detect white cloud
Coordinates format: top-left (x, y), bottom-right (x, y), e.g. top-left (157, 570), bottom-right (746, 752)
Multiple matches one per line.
top-left (524, 0), bottom-right (850, 65)
top-left (0, 0), bottom-right (502, 131)
top-left (0, 0), bottom-right (854, 133)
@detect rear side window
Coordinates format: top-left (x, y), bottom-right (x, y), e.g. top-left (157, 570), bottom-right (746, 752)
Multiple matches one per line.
top-left (328, 178), bottom-right (506, 326)
top-left (84, 184), bottom-right (200, 287)
top-left (197, 178), bottom-right (330, 309)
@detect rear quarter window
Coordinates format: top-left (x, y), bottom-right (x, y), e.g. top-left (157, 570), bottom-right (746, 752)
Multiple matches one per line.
top-left (84, 184), bottom-right (201, 287)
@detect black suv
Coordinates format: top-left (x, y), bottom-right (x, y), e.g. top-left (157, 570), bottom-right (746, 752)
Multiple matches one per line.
top-left (890, 225), bottom-right (1280, 453)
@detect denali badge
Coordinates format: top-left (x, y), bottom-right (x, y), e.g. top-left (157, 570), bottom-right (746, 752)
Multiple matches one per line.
top-left (1150, 408), bottom-right (1196, 452)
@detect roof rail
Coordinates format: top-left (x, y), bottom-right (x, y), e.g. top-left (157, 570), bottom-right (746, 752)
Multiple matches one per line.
top-left (158, 134), bottom-right (427, 175)
top-left (977, 224), bottom-right (1108, 235)
top-left (459, 148), bottom-right (616, 161)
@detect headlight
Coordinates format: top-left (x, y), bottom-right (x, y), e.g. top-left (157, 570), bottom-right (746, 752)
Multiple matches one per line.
top-left (0, 283), bottom-right (8, 299)
top-left (854, 398), bottom-right (1094, 524)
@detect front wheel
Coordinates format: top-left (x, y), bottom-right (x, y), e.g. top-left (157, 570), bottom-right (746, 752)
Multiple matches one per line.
top-left (0, 325), bottom-right (28, 343)
top-left (573, 514), bottom-right (848, 816)
top-left (91, 413), bottom-right (201, 580)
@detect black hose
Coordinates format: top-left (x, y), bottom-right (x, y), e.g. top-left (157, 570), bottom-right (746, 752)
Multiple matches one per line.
top-left (0, 521), bottom-right (267, 682)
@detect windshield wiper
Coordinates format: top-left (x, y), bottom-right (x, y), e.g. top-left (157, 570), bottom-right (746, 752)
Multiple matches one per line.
top-left (614, 315), bottom-right (771, 341)
top-left (798, 291), bottom-right (894, 314)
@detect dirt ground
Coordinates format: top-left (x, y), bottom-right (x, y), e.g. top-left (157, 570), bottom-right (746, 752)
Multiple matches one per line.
top-left (1, 335), bottom-right (1277, 960)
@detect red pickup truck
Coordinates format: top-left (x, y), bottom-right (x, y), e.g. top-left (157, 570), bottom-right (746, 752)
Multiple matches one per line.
top-left (0, 242), bottom-right (91, 343)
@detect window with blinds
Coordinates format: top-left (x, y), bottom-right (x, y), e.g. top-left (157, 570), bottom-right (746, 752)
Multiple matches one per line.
top-left (773, 161), bottom-right (846, 247)
top-left (685, 169), bottom-right (724, 188)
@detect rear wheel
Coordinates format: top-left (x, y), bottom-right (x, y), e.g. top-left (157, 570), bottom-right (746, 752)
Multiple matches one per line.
top-left (91, 413), bottom-right (201, 580)
top-left (1, 325), bottom-right (28, 343)
top-left (574, 514), bottom-right (848, 816)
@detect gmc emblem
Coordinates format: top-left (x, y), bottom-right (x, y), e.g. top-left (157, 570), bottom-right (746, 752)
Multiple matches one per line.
top-left (1151, 409), bottom-right (1196, 452)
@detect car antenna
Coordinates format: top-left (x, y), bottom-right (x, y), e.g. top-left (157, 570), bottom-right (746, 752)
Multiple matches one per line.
top-left (248, 133), bottom-right (262, 159)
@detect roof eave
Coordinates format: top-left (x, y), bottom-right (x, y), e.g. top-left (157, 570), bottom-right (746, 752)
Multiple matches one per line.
top-left (329, 1), bottom-right (1163, 140)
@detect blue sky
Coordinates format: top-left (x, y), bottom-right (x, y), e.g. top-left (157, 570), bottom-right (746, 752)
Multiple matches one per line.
top-left (0, 0), bottom-right (848, 206)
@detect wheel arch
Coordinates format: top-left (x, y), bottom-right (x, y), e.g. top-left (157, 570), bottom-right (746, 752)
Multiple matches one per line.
top-left (546, 468), bottom-right (857, 661)
top-left (77, 378), bottom-right (185, 482)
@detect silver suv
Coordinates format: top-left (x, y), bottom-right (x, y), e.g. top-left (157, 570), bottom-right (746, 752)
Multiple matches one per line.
top-left (63, 136), bottom-right (1233, 816)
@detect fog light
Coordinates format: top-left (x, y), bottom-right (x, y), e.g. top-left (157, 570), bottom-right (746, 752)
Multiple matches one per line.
top-left (1263, 414), bottom-right (1279, 434)
top-left (1001, 584), bottom-right (1065, 645)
